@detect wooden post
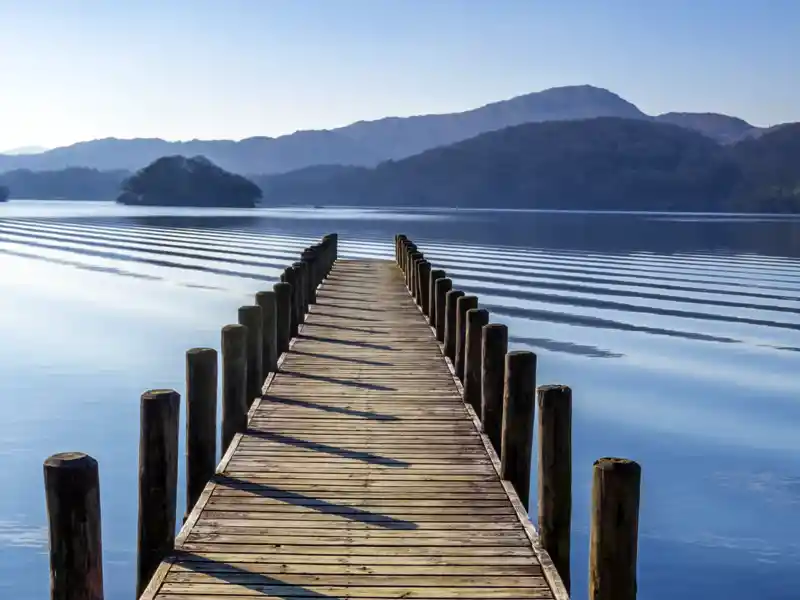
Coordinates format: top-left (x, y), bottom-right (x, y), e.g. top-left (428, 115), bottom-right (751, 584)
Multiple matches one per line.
top-left (137, 389), bottom-right (179, 597)
top-left (256, 291), bottom-right (278, 376)
top-left (185, 348), bottom-right (217, 518)
top-left (417, 260), bottom-right (431, 314)
top-left (44, 452), bottom-right (104, 600)
top-left (500, 350), bottom-right (536, 510)
top-left (481, 323), bottom-right (508, 455)
top-left (221, 324), bottom-right (248, 452)
top-left (302, 249), bottom-right (317, 304)
top-left (403, 242), bottom-right (415, 278)
top-left (274, 282), bottom-right (292, 354)
top-left (443, 289), bottom-right (464, 361)
top-left (409, 252), bottom-right (423, 294)
top-left (405, 246), bottom-right (418, 288)
top-left (463, 308), bottom-right (489, 412)
top-left (396, 234), bottom-right (407, 265)
top-left (590, 458), bottom-right (641, 600)
top-left (428, 269), bottom-right (445, 327)
top-left (238, 305), bottom-right (263, 408)
top-left (537, 384), bottom-right (572, 592)
top-left (435, 278), bottom-right (453, 343)
top-left (454, 295), bottom-right (478, 381)
top-left (292, 261), bottom-right (308, 319)
top-left (283, 267), bottom-right (299, 337)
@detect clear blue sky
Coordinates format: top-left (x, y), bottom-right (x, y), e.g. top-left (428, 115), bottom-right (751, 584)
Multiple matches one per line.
top-left (0, 0), bottom-right (797, 149)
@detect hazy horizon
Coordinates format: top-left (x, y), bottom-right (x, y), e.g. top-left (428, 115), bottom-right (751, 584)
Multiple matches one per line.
top-left (1, 0), bottom-right (798, 149)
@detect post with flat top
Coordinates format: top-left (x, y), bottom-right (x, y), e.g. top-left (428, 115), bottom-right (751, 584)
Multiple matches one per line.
top-left (221, 324), bottom-right (248, 452)
top-left (435, 278), bottom-right (453, 343)
top-left (185, 348), bottom-right (217, 519)
top-left (443, 289), bottom-right (465, 362)
top-left (136, 389), bottom-right (179, 598)
top-left (590, 458), bottom-right (641, 600)
top-left (409, 252), bottom-right (423, 294)
top-left (537, 384), bottom-right (572, 593)
top-left (481, 323), bottom-right (508, 455)
top-left (238, 305), bottom-right (263, 408)
top-left (44, 452), bottom-right (104, 600)
top-left (417, 260), bottom-right (431, 314)
top-left (500, 350), bottom-right (536, 510)
top-left (256, 291), bottom-right (278, 377)
top-left (463, 308), bottom-right (489, 412)
top-left (274, 282), bottom-right (292, 354)
top-left (455, 295), bottom-right (478, 381)
top-left (292, 261), bottom-right (308, 319)
top-left (301, 249), bottom-right (318, 304)
top-left (428, 269), bottom-right (446, 327)
top-left (282, 267), bottom-right (299, 338)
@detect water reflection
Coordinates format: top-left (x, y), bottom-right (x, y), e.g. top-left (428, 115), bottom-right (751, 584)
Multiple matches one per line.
top-left (0, 201), bottom-right (798, 600)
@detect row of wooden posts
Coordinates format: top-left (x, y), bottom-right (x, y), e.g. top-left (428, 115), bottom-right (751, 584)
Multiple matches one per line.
top-left (395, 234), bottom-right (642, 600)
top-left (42, 234), bottom-right (339, 600)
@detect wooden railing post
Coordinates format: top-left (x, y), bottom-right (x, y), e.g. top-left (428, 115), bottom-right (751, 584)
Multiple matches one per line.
top-left (455, 295), bottom-right (478, 381)
top-left (417, 260), bottom-right (431, 314)
top-left (185, 348), bottom-right (217, 518)
top-left (405, 246), bottom-right (417, 288)
top-left (500, 350), bottom-right (536, 510)
top-left (301, 249), bottom-right (318, 304)
top-left (481, 323), bottom-right (508, 456)
top-left (537, 384), bottom-right (572, 592)
top-left (590, 458), bottom-right (641, 600)
top-left (428, 269), bottom-right (446, 327)
top-left (435, 279), bottom-right (453, 343)
top-left (221, 324), bottom-right (248, 452)
top-left (443, 289), bottom-right (465, 362)
top-left (281, 267), bottom-right (299, 337)
top-left (463, 308), bottom-right (489, 412)
top-left (395, 234), bottom-right (407, 265)
top-left (273, 282), bottom-right (292, 354)
top-left (44, 452), bottom-right (104, 600)
top-left (256, 291), bottom-right (278, 377)
top-left (409, 252), bottom-right (423, 294)
top-left (237, 305), bottom-right (263, 408)
top-left (136, 389), bottom-right (179, 597)
top-left (292, 261), bottom-right (308, 319)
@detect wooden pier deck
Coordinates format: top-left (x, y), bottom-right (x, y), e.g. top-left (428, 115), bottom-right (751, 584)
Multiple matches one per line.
top-left (140, 258), bottom-right (567, 600)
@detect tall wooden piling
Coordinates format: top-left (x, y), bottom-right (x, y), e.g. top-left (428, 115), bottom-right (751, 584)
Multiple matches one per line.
top-left (417, 260), bottom-right (431, 314)
top-left (256, 291), bottom-right (278, 377)
top-left (274, 282), bottom-right (292, 354)
top-left (283, 267), bottom-right (299, 337)
top-left (590, 458), bottom-right (641, 600)
top-left (301, 249), bottom-right (318, 304)
top-left (221, 324), bottom-right (248, 452)
top-left (435, 278), bottom-right (453, 343)
top-left (405, 247), bottom-right (418, 288)
top-left (292, 261), bottom-right (308, 318)
top-left (409, 252), bottom-right (423, 295)
top-left (454, 295), bottom-right (478, 381)
top-left (137, 389), bottom-right (179, 597)
top-left (185, 348), bottom-right (217, 518)
top-left (500, 350), bottom-right (536, 510)
top-left (481, 323), bottom-right (508, 455)
top-left (463, 308), bottom-right (489, 412)
top-left (238, 305), bottom-right (263, 408)
top-left (537, 384), bottom-right (572, 592)
top-left (443, 289), bottom-right (465, 362)
top-left (428, 269), bottom-right (446, 327)
top-left (44, 452), bottom-right (104, 600)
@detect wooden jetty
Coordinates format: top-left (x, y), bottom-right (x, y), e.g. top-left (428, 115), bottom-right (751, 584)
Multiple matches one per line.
top-left (43, 234), bottom-right (641, 600)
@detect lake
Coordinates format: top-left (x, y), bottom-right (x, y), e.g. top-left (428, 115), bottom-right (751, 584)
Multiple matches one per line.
top-left (1, 200), bottom-right (799, 599)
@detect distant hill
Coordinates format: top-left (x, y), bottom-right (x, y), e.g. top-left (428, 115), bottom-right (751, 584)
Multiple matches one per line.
top-left (117, 155), bottom-right (261, 207)
top-left (0, 184), bottom-right (8, 202)
top-left (1, 84), bottom-right (765, 175)
top-left (654, 113), bottom-right (757, 143)
top-left (256, 117), bottom-right (800, 213)
top-left (0, 167), bottom-right (128, 200)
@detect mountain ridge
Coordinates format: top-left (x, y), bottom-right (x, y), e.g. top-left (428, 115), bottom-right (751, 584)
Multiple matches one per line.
top-left (0, 85), bottom-right (770, 175)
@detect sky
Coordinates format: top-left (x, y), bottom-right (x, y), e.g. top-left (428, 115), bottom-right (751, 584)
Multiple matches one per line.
top-left (0, 0), bottom-right (798, 150)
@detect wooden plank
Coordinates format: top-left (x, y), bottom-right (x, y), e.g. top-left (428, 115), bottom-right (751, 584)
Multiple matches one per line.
top-left (147, 258), bottom-right (561, 600)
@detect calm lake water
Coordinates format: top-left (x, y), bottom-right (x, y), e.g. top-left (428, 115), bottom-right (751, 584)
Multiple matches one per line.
top-left (1, 200), bottom-right (799, 599)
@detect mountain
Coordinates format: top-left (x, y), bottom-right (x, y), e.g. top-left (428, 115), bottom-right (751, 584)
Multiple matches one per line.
top-left (117, 155), bottom-right (261, 207)
top-left (654, 113), bottom-right (758, 143)
top-left (0, 167), bottom-right (128, 200)
top-left (0, 85), bottom-right (650, 175)
top-left (256, 117), bottom-right (800, 213)
top-left (1, 145), bottom-right (48, 155)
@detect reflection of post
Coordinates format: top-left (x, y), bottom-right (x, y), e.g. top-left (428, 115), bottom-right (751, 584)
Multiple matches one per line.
top-left (537, 384), bottom-right (572, 593)
top-left (590, 458), bottom-right (641, 600)
top-left (44, 452), bottom-right (104, 600)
